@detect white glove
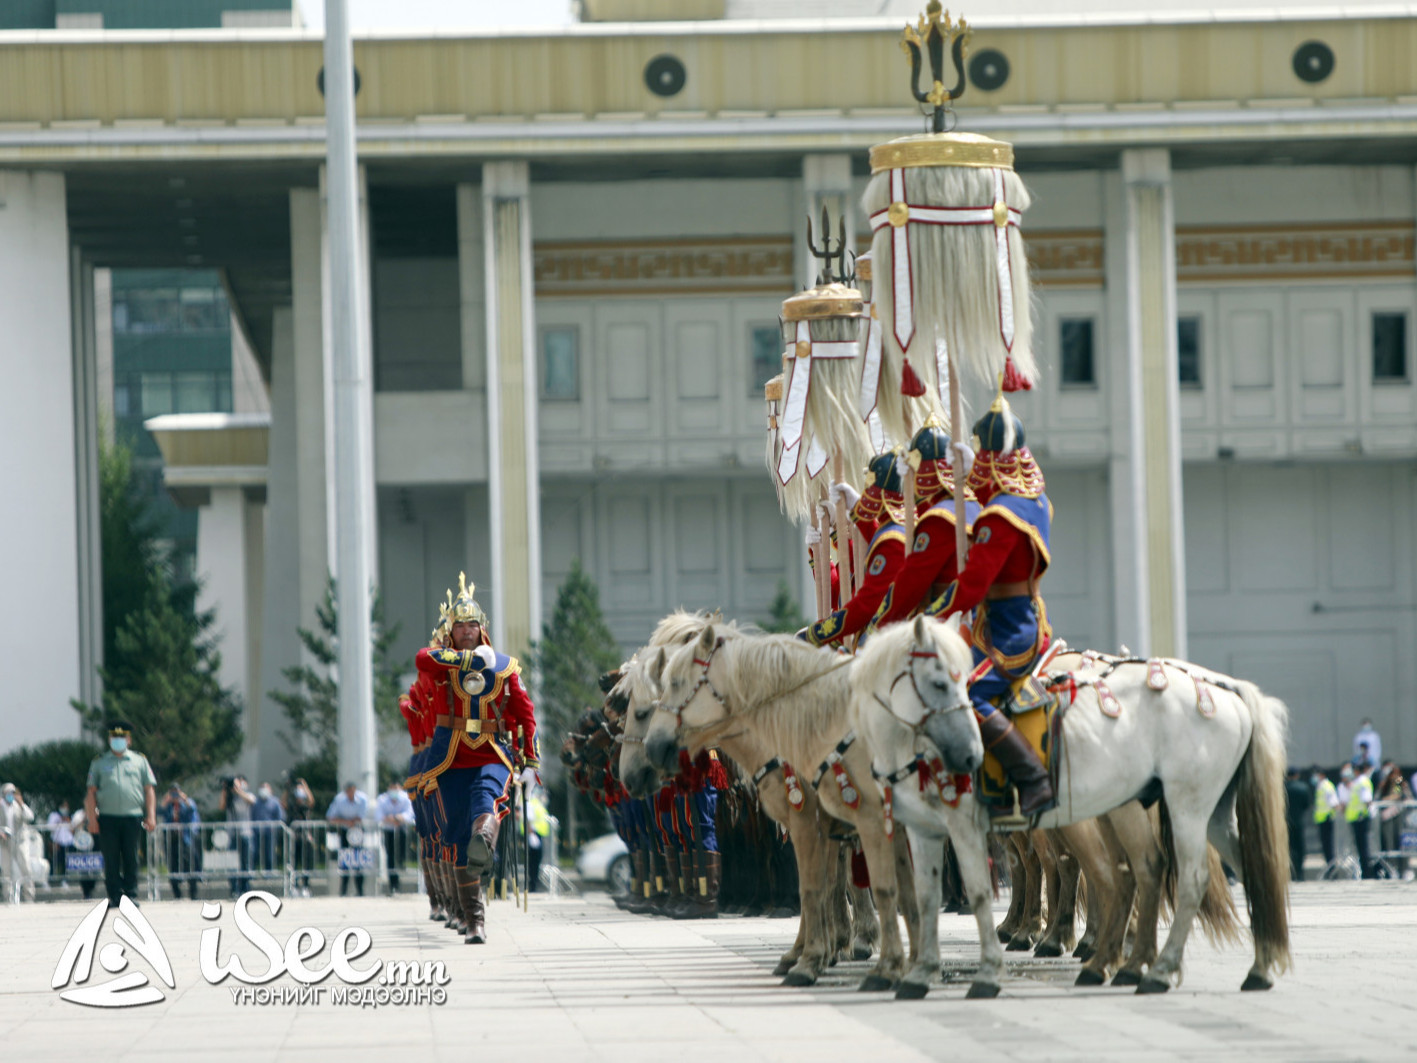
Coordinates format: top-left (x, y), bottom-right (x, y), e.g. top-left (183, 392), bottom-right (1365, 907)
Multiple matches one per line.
top-left (519, 767), bottom-right (539, 787)
top-left (952, 441), bottom-right (976, 475)
top-left (472, 645), bottom-right (496, 670)
top-left (828, 481), bottom-right (861, 512)
top-left (805, 525), bottom-right (822, 547)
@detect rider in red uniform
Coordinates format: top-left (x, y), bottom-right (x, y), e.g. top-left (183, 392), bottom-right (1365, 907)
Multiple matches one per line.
top-left (925, 393), bottom-right (1054, 815)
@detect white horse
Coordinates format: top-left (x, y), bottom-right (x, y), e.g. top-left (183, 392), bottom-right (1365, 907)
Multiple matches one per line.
top-left (854, 617), bottom-right (1292, 997)
top-left (641, 624), bottom-right (922, 991)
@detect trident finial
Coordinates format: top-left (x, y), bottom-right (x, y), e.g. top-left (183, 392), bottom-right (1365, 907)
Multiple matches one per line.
top-left (806, 206), bottom-right (849, 286)
top-left (901, 3), bottom-right (971, 134)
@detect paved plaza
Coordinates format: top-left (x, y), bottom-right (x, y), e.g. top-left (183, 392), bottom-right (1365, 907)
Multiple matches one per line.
top-left (1, 882), bottom-right (1413, 1063)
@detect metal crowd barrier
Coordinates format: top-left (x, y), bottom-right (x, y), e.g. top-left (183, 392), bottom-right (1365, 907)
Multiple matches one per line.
top-left (1372, 800), bottom-right (1417, 880)
top-left (2, 819), bottom-right (420, 903)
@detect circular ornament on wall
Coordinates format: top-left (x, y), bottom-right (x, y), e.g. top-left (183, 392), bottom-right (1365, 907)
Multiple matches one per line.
top-left (644, 54), bottom-right (687, 98)
top-left (1292, 41), bottom-right (1335, 83)
top-left (969, 49), bottom-right (1010, 92)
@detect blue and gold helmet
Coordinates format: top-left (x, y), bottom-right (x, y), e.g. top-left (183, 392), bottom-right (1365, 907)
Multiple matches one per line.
top-left (906, 419), bottom-right (957, 504)
top-left (972, 393), bottom-right (1026, 454)
top-left (867, 451), bottom-right (903, 495)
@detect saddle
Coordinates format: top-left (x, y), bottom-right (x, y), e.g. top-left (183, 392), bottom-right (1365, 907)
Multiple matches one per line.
top-left (977, 673), bottom-right (1063, 815)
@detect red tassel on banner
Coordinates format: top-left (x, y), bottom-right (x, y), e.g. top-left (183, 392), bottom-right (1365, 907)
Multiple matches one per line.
top-left (900, 357), bottom-right (927, 397)
top-left (1001, 356), bottom-right (1033, 393)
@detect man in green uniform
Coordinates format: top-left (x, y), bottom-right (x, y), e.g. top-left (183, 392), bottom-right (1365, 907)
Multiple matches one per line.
top-left (84, 721), bottom-right (157, 909)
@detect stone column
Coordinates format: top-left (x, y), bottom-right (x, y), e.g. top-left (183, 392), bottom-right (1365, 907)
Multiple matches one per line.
top-left (1114, 149), bottom-right (1187, 658)
top-left (481, 162), bottom-right (541, 656)
top-left (0, 171), bottom-right (83, 745)
top-left (196, 487), bottom-right (259, 728)
top-left (70, 251), bottom-right (103, 709)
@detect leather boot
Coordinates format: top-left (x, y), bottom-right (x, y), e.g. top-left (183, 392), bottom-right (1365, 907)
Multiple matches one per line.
top-left (978, 710), bottom-right (1055, 816)
top-left (423, 858), bottom-right (444, 920)
top-left (645, 850), bottom-right (672, 914)
top-left (625, 851), bottom-right (657, 914)
top-left (660, 849), bottom-right (686, 917)
top-left (455, 867), bottom-right (487, 944)
top-left (443, 863), bottom-right (465, 933)
top-left (469, 814), bottom-right (500, 875)
top-left (672, 850), bottom-right (720, 920)
top-left (616, 850), bottom-right (644, 910)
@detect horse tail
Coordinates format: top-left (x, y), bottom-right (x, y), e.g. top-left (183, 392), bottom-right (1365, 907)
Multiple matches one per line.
top-left (1234, 682), bottom-right (1292, 975)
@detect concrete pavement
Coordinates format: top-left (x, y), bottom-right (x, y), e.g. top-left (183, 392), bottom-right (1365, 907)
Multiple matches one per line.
top-left (1, 881), bottom-right (1413, 1062)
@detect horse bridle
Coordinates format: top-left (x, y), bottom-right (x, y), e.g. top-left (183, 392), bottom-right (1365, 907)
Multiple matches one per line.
top-left (874, 649), bottom-right (972, 735)
top-left (655, 637), bottom-right (731, 729)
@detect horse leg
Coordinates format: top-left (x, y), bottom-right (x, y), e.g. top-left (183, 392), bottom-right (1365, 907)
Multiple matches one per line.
top-left (948, 801), bottom-right (1007, 999)
top-left (897, 822), bottom-right (945, 999)
top-left (1035, 828), bottom-right (1079, 957)
top-left (893, 829), bottom-right (923, 966)
top-left (997, 833), bottom-right (1025, 942)
top-left (1007, 830), bottom-right (1044, 951)
top-left (1103, 803), bottom-right (1162, 987)
top-left (1140, 808), bottom-right (1210, 994)
top-left (782, 817), bottom-right (832, 986)
top-left (1074, 857), bottom-right (1102, 960)
top-left (1060, 819), bottom-right (1127, 985)
top-left (828, 844), bottom-right (853, 963)
top-left (854, 812), bottom-right (907, 991)
top-left (848, 880), bottom-right (879, 961)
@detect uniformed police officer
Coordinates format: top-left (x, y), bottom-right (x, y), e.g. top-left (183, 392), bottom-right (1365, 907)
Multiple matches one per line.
top-left (84, 721), bottom-right (157, 909)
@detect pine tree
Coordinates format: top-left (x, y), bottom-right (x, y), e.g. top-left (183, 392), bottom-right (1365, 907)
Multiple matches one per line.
top-left (72, 435), bottom-right (242, 786)
top-left (760, 579), bottom-right (808, 633)
top-left (528, 559), bottom-right (623, 740)
top-left (268, 576), bottom-right (405, 804)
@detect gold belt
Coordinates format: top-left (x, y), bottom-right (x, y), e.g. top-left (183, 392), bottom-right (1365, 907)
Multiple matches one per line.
top-left (434, 714), bottom-right (507, 736)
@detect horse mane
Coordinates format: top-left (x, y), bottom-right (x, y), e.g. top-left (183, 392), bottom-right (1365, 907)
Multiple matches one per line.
top-left (617, 611), bottom-right (744, 708)
top-left (667, 633), bottom-right (855, 757)
top-left (850, 616), bottom-right (973, 696)
top-left (648, 608), bottom-right (723, 649)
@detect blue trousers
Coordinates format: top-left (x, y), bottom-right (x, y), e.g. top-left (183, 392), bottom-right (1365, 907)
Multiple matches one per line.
top-left (970, 595), bottom-right (1041, 717)
top-left (429, 763), bottom-right (511, 868)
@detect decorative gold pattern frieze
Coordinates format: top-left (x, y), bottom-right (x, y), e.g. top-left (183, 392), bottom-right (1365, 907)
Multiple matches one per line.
top-left (1175, 222), bottom-right (1415, 283)
top-left (533, 236), bottom-right (795, 298)
top-left (1026, 230), bottom-right (1105, 288)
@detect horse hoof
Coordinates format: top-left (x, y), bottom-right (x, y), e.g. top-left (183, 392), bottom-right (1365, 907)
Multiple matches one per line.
top-left (1073, 943), bottom-right (1094, 962)
top-left (781, 970), bottom-right (817, 988)
top-left (1074, 968), bottom-right (1106, 987)
top-left (1033, 942), bottom-right (1063, 958)
top-left (772, 960), bottom-right (793, 977)
top-left (851, 944), bottom-right (874, 962)
top-left (828, 954), bottom-right (840, 967)
top-left (895, 981), bottom-right (930, 1000)
top-left (858, 974), bottom-right (895, 992)
top-left (1136, 977), bottom-right (1170, 995)
top-left (1111, 969), bottom-right (1141, 987)
top-left (996, 928), bottom-right (1013, 943)
top-left (966, 981), bottom-right (1001, 1000)
top-left (1240, 973), bottom-right (1273, 992)
top-left (1006, 937), bottom-right (1032, 952)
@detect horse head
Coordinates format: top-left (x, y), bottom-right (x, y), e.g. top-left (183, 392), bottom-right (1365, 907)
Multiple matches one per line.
top-left (617, 648), bottom-right (668, 798)
top-left (913, 615), bottom-right (983, 773)
top-left (645, 624), bottom-right (731, 775)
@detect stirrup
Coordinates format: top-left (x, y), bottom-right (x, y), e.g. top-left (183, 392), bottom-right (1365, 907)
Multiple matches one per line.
top-left (988, 791), bottom-right (1032, 831)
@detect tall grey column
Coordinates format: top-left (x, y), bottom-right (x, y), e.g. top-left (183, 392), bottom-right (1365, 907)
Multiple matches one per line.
top-left (70, 251), bottom-right (103, 708)
top-left (481, 162), bottom-right (541, 657)
top-left (324, 0), bottom-right (377, 795)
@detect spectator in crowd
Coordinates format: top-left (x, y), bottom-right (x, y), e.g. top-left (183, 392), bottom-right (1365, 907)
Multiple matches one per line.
top-left (1284, 768), bottom-right (1310, 882)
top-left (84, 722), bottom-right (157, 909)
top-left (160, 785), bottom-right (202, 900)
top-left (47, 798), bottom-right (74, 885)
top-left (1340, 762), bottom-right (1375, 879)
top-left (326, 782), bottom-right (370, 897)
top-left (285, 777), bottom-right (316, 897)
top-left (251, 782), bottom-right (285, 876)
top-left (1376, 760), bottom-right (1412, 879)
top-left (526, 785), bottom-right (551, 892)
top-left (1, 783), bottom-right (36, 902)
top-left (1353, 719), bottom-right (1382, 771)
top-left (1311, 766), bottom-right (1340, 868)
top-left (68, 806), bottom-right (99, 900)
top-left (375, 781), bottom-right (415, 894)
top-left (1354, 742), bottom-right (1376, 778)
top-left (218, 775), bottom-right (255, 897)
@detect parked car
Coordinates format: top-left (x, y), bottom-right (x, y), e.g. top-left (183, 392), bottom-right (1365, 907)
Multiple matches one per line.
top-left (575, 832), bottom-right (630, 894)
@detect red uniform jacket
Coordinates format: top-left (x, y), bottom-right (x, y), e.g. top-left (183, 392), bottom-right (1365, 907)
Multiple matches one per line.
top-left (807, 522), bottom-right (907, 645)
top-left (416, 647), bottom-right (539, 773)
top-left (873, 498), bottom-right (971, 627)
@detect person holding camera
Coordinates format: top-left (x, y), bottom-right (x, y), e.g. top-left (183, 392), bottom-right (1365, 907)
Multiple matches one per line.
top-left (218, 774), bottom-right (255, 897)
top-left (326, 782), bottom-right (370, 897)
top-left (286, 777), bottom-right (316, 896)
top-left (160, 785), bottom-right (202, 899)
top-left (84, 722), bottom-right (157, 909)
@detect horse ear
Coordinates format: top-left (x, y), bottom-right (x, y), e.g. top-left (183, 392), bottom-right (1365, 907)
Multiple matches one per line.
top-left (697, 624), bottom-right (716, 653)
top-left (912, 614), bottom-right (929, 645)
top-left (649, 648), bottom-right (667, 682)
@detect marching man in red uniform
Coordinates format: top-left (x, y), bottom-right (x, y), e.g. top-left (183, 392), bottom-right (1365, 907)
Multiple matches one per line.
top-left (418, 574), bottom-right (538, 944)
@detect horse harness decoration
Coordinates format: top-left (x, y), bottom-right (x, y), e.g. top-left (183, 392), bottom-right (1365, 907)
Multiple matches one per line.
top-left (752, 756), bottom-right (806, 812)
top-left (1046, 651), bottom-right (1238, 721)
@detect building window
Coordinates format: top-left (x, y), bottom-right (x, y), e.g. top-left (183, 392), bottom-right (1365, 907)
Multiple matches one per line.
top-left (140, 374), bottom-right (173, 416)
top-left (540, 327), bottom-right (580, 400)
top-left (1059, 317), bottom-right (1096, 387)
top-left (1373, 312), bottom-right (1409, 382)
top-left (174, 372), bottom-right (215, 413)
top-left (750, 325), bottom-right (780, 395)
top-left (1178, 316), bottom-right (1202, 387)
